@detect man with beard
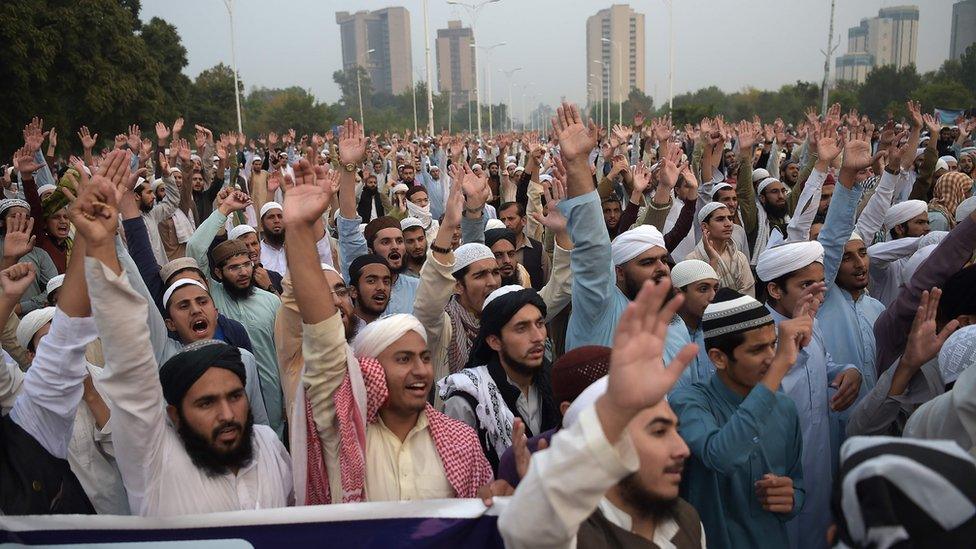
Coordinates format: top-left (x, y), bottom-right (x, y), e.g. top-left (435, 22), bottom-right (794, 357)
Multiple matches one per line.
top-left (187, 190), bottom-right (285, 438)
top-left (497, 201), bottom-right (549, 290)
top-left (132, 162), bottom-right (181, 267)
top-left (356, 172), bottom-right (385, 222)
top-left (348, 254), bottom-right (392, 326)
top-left (485, 227), bottom-right (530, 287)
top-left (280, 158), bottom-right (492, 504)
top-left (781, 159), bottom-right (800, 189)
top-left (257, 202), bottom-right (287, 274)
top-left (500, 279), bottom-right (704, 548)
top-left (73, 171), bottom-right (293, 516)
top-left (337, 119), bottom-right (420, 315)
top-left (671, 288), bottom-right (809, 549)
top-left (400, 217), bottom-right (427, 277)
top-left (228, 224), bottom-right (282, 295)
top-left (665, 259), bottom-right (721, 391)
top-left (439, 284), bottom-right (562, 471)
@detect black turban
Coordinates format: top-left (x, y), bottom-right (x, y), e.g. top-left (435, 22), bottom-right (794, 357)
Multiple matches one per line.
top-left (485, 228), bottom-right (517, 250)
top-left (467, 288), bottom-right (547, 368)
top-left (159, 341), bottom-right (246, 406)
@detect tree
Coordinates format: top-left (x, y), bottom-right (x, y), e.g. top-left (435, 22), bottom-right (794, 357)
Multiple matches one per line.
top-left (140, 17), bottom-right (191, 121)
top-left (910, 80), bottom-right (974, 113)
top-left (960, 43), bottom-right (976, 97)
top-left (332, 67), bottom-right (373, 114)
top-left (858, 64), bottom-right (921, 119)
top-left (245, 86), bottom-right (335, 136)
top-left (187, 63), bottom-right (243, 132)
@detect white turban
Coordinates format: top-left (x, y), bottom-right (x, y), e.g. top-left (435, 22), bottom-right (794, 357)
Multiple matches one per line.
top-left (539, 174), bottom-right (553, 183)
top-left (939, 155), bottom-right (958, 167)
top-left (697, 202), bottom-right (728, 224)
top-left (400, 217), bottom-right (424, 231)
top-left (563, 376), bottom-right (608, 429)
top-left (260, 201), bottom-right (283, 219)
top-left (710, 182), bottom-right (733, 199)
top-left (228, 224), bottom-right (257, 240)
top-left (611, 225), bottom-right (666, 266)
top-left (17, 307), bottom-right (55, 349)
top-left (671, 259), bottom-right (719, 289)
top-left (883, 200), bottom-right (928, 231)
top-left (352, 313), bottom-right (427, 358)
top-left (151, 179), bottom-right (165, 191)
top-left (756, 177), bottom-right (781, 195)
top-left (956, 196), bottom-right (976, 223)
top-left (486, 219), bottom-right (506, 231)
top-left (162, 278), bottom-right (209, 308)
top-left (936, 158), bottom-right (949, 173)
top-left (756, 241), bottom-right (825, 282)
top-left (752, 168), bottom-right (770, 181)
top-left (45, 274), bottom-right (65, 298)
top-left (391, 183), bottom-right (409, 194)
top-left (938, 325), bottom-right (976, 384)
top-left (37, 184), bottom-right (57, 197)
top-left (452, 243), bottom-right (495, 274)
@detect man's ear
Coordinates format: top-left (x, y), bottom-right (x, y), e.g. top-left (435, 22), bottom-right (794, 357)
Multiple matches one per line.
top-left (164, 318), bottom-right (176, 333)
top-left (212, 266), bottom-right (222, 281)
top-left (487, 334), bottom-right (502, 353)
top-left (708, 348), bottom-right (730, 371)
top-left (767, 281), bottom-right (783, 302)
top-left (166, 404), bottom-right (180, 427)
top-left (614, 265), bottom-right (625, 288)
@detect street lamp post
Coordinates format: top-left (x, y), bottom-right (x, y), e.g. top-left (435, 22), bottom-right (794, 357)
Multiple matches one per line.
top-left (520, 82), bottom-right (532, 131)
top-left (472, 42), bottom-right (505, 137)
top-left (593, 59), bottom-right (608, 130)
top-left (499, 67), bottom-right (522, 132)
top-left (422, 0), bottom-right (435, 135)
top-left (447, 0), bottom-right (501, 138)
top-left (601, 37), bottom-right (622, 126)
top-left (221, 0), bottom-right (243, 133)
top-left (589, 73), bottom-right (602, 129)
top-left (356, 48), bottom-right (376, 130)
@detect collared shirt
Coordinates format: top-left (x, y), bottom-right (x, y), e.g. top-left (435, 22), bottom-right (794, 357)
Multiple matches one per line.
top-left (365, 410), bottom-right (455, 502)
top-left (597, 498), bottom-right (684, 549)
top-left (260, 233), bottom-right (334, 275)
top-left (85, 259), bottom-right (293, 516)
top-left (665, 316), bottom-right (714, 393)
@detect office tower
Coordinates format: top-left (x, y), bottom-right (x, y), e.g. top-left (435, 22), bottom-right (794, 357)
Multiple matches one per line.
top-left (951, 0), bottom-right (976, 61)
top-left (585, 4), bottom-right (646, 107)
top-left (336, 7), bottom-right (413, 95)
top-left (436, 20), bottom-right (476, 110)
top-left (836, 5), bottom-right (919, 84)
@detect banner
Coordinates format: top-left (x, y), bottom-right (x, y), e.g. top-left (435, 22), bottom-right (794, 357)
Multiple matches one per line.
top-left (0, 498), bottom-right (508, 548)
top-left (934, 108), bottom-right (966, 126)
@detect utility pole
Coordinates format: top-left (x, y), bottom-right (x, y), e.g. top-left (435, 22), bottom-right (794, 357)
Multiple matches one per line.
top-left (500, 67), bottom-right (522, 131)
top-left (222, 0), bottom-right (243, 133)
top-left (447, 0), bottom-right (501, 137)
top-left (820, 0), bottom-right (838, 116)
top-left (423, 0), bottom-right (435, 135)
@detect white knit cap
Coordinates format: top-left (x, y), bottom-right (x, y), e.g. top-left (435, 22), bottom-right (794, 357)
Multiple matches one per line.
top-left (43, 274), bottom-right (65, 301)
top-left (697, 202), bottom-right (729, 224)
top-left (563, 376), bottom-right (608, 428)
top-left (752, 168), bottom-right (770, 181)
top-left (710, 182), bottom-right (733, 198)
top-left (452, 243), bottom-right (495, 274)
top-left (228, 224), bottom-right (257, 240)
top-left (883, 200), bottom-right (928, 231)
top-left (956, 196), bottom-right (976, 223)
top-left (940, 155), bottom-right (958, 166)
top-left (671, 260), bottom-right (719, 289)
top-left (756, 241), bottom-right (825, 282)
top-left (37, 184), bottom-right (57, 197)
top-left (17, 307), bottom-right (55, 349)
top-left (539, 174), bottom-right (553, 183)
top-left (936, 159), bottom-right (949, 173)
top-left (400, 217), bottom-right (424, 231)
top-left (259, 201), bottom-right (283, 219)
top-left (938, 325), bottom-right (976, 384)
top-left (611, 225), bottom-right (666, 266)
top-left (352, 313), bottom-right (427, 358)
top-left (162, 278), bottom-right (209, 308)
top-left (151, 178), bottom-right (165, 191)
top-left (756, 177), bottom-right (781, 195)
top-left (486, 219), bottom-right (506, 230)
top-left (391, 183), bottom-right (409, 194)
top-left (482, 285), bottom-right (524, 310)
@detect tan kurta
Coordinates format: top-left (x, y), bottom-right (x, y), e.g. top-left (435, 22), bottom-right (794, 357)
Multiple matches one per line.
top-left (686, 239), bottom-right (755, 298)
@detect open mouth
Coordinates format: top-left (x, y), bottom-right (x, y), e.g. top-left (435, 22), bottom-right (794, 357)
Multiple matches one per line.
top-left (405, 381), bottom-right (428, 396)
top-left (191, 318), bottom-right (209, 336)
top-left (215, 424), bottom-right (241, 443)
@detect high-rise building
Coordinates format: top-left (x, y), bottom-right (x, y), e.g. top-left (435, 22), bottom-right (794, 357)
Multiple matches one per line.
top-left (835, 5), bottom-right (918, 84)
top-left (336, 7), bottom-right (413, 96)
top-left (435, 20), bottom-right (476, 110)
top-left (585, 5), bottom-right (645, 108)
top-left (951, 0), bottom-right (976, 60)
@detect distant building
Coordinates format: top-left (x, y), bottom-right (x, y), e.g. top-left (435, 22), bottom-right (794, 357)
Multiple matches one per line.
top-left (435, 20), bottom-right (476, 110)
top-left (585, 4), bottom-right (645, 107)
top-left (336, 7), bottom-right (413, 95)
top-left (835, 5), bottom-right (918, 84)
top-left (951, 0), bottom-right (976, 60)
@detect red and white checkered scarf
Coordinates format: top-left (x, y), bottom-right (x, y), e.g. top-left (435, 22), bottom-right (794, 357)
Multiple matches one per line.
top-left (303, 356), bottom-right (493, 504)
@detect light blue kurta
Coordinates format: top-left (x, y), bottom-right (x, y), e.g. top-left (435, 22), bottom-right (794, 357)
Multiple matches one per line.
top-left (336, 214), bottom-right (419, 315)
top-left (186, 210), bottom-right (284, 438)
top-left (665, 316), bottom-right (714, 392)
top-left (671, 375), bottom-right (805, 549)
top-left (558, 190), bottom-right (628, 350)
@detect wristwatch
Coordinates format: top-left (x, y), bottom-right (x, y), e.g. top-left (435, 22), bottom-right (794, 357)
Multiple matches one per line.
top-left (430, 243), bottom-right (452, 254)
top-left (344, 162), bottom-right (357, 173)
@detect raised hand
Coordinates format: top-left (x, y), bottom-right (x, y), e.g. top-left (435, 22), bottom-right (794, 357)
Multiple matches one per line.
top-left (612, 124), bottom-right (633, 145)
top-left (68, 169), bottom-right (119, 247)
top-left (531, 169), bottom-right (568, 234)
top-left (921, 113), bottom-right (942, 137)
top-left (512, 418), bottom-right (548, 480)
top-left (459, 163), bottom-right (490, 210)
top-left (735, 120), bottom-right (757, 151)
top-left (2, 211), bottom-right (36, 260)
top-left (127, 124), bottom-right (141, 151)
top-left (172, 117), bottom-right (184, 136)
top-left (631, 162), bottom-right (652, 195)
top-left (13, 146), bottom-right (43, 176)
top-left (282, 158), bottom-right (335, 226)
top-left (47, 127), bottom-right (58, 150)
top-left (906, 100), bottom-right (923, 130)
top-left (155, 121), bottom-right (171, 142)
top-left (815, 119), bottom-right (842, 164)
top-left (901, 288), bottom-right (959, 372)
top-left (217, 190), bottom-right (251, 216)
top-left (338, 118), bottom-right (366, 166)
top-left (113, 134), bottom-right (126, 150)
top-left (550, 102), bottom-right (598, 164)
top-left (841, 124), bottom-right (876, 174)
top-left (0, 263), bottom-right (37, 302)
top-left (78, 126), bottom-right (98, 150)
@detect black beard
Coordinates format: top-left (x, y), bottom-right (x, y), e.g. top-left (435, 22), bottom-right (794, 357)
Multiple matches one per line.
top-left (139, 201), bottom-right (153, 214)
top-left (344, 315), bottom-right (359, 342)
top-left (501, 272), bottom-right (520, 286)
top-left (263, 230), bottom-right (285, 247)
top-left (220, 275), bottom-right (255, 300)
top-left (176, 408), bottom-right (255, 477)
top-left (407, 252), bottom-right (427, 269)
top-left (617, 473), bottom-right (679, 521)
top-left (500, 347), bottom-right (542, 378)
top-left (763, 201), bottom-right (788, 220)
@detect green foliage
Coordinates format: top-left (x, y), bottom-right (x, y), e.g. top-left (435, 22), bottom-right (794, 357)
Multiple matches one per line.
top-left (187, 63), bottom-right (243, 132)
top-left (858, 65), bottom-right (922, 119)
top-left (244, 87), bottom-right (334, 137)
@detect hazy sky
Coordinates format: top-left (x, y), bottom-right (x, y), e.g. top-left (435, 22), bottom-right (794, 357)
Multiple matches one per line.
top-left (141, 0), bottom-right (956, 112)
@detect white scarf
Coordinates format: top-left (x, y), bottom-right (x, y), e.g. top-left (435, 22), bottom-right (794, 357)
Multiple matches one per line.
top-left (437, 365), bottom-right (513, 460)
top-left (172, 208), bottom-right (196, 244)
top-left (406, 200), bottom-right (433, 229)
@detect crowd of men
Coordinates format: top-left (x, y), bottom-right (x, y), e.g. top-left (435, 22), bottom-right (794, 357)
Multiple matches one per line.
top-left (0, 97), bottom-right (975, 548)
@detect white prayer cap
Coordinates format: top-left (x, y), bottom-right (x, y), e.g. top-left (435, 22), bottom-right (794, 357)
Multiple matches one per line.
top-left (710, 182), bottom-right (733, 198)
top-left (505, 155), bottom-right (517, 164)
top-left (563, 376), bottom-right (608, 429)
top-left (352, 313), bottom-right (427, 358)
top-left (938, 325), bottom-right (976, 384)
top-left (956, 196), bottom-right (976, 223)
top-left (452, 243), bottom-right (495, 274)
top-left (756, 177), bottom-right (781, 195)
top-left (259, 201), bottom-right (283, 218)
top-left (752, 168), bottom-right (770, 181)
top-left (471, 163), bottom-right (483, 171)
top-left (611, 225), bottom-right (666, 266)
top-left (391, 183), bottom-right (409, 194)
top-left (940, 155), bottom-right (958, 166)
top-left (539, 174), bottom-right (553, 183)
top-left (228, 224), bottom-right (257, 240)
top-left (482, 285), bottom-right (525, 310)
top-left (914, 147), bottom-right (927, 159)
top-left (883, 200), bottom-right (928, 231)
top-left (697, 202), bottom-right (729, 224)
top-left (506, 162), bottom-right (517, 170)
top-left (169, 166), bottom-right (182, 174)
top-left (190, 154), bottom-right (201, 162)
top-left (486, 219), bottom-right (506, 231)
top-left (45, 274), bottom-right (65, 299)
top-left (756, 240), bottom-right (825, 282)
top-left (903, 244), bottom-right (937, 285)
top-left (162, 278), bottom-right (209, 308)
top-left (400, 217), bottom-right (424, 231)
top-left (37, 184), bottom-right (56, 197)
top-left (133, 177), bottom-right (147, 191)
top-left (514, 166), bottom-right (525, 173)
top-left (429, 165), bottom-right (441, 172)
top-left (151, 178), bottom-right (165, 191)
top-left (936, 158), bottom-right (949, 173)
top-left (849, 231), bottom-right (863, 242)
top-left (671, 260), bottom-right (719, 289)
top-left (17, 307), bottom-right (55, 349)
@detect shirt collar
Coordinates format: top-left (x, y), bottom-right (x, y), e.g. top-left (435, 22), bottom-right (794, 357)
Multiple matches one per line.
top-left (708, 372), bottom-right (746, 405)
top-left (597, 497), bottom-right (681, 547)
